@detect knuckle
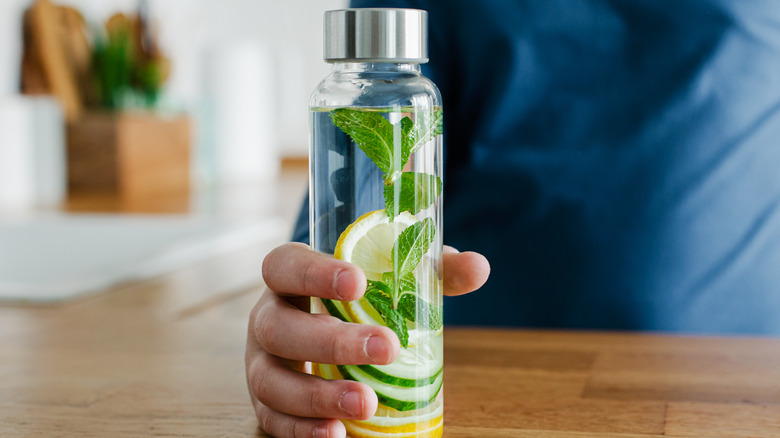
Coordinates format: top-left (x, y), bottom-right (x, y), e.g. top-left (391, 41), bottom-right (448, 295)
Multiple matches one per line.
top-left (262, 242), bottom-right (301, 283)
top-left (328, 323), bottom-right (354, 364)
top-left (258, 407), bottom-right (276, 436)
top-left (247, 300), bottom-right (264, 340)
top-left (248, 359), bottom-right (272, 403)
top-left (308, 387), bottom-right (325, 418)
top-left (301, 257), bottom-right (319, 297)
top-left (261, 247), bottom-right (280, 283)
top-left (292, 420), bottom-right (309, 438)
top-left (255, 311), bottom-right (281, 354)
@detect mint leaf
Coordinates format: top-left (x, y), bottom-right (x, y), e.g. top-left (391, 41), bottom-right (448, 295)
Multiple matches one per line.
top-left (397, 294), bottom-right (415, 321)
top-left (392, 217), bottom-right (435, 278)
top-left (399, 273), bottom-right (418, 294)
top-left (330, 109), bottom-right (395, 174)
top-left (366, 279), bottom-right (393, 297)
top-left (382, 271), bottom-right (417, 295)
top-left (365, 285), bottom-right (409, 347)
top-left (398, 294), bottom-right (443, 332)
top-left (399, 116), bottom-right (415, 166)
top-left (401, 108), bottom-right (443, 162)
top-left (365, 285), bottom-right (392, 309)
top-left (381, 271), bottom-right (417, 309)
top-left (384, 172), bottom-right (442, 218)
top-left (331, 108), bottom-right (443, 186)
top-left (383, 307), bottom-right (409, 348)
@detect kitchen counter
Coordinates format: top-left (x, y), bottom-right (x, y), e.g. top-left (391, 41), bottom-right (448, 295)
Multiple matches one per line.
top-left (0, 163), bottom-right (308, 303)
top-left (1, 164), bottom-right (779, 437)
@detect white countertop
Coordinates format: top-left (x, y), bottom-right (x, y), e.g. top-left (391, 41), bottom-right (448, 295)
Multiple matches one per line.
top-left (0, 166), bottom-right (308, 303)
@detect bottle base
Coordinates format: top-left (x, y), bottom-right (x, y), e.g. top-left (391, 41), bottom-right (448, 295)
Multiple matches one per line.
top-left (312, 363), bottom-right (444, 438)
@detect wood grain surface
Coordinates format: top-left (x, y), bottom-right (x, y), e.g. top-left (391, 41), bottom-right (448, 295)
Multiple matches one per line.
top-left (4, 283), bottom-right (778, 438)
top-left (1, 168), bottom-right (778, 437)
top-left (66, 111), bottom-right (191, 201)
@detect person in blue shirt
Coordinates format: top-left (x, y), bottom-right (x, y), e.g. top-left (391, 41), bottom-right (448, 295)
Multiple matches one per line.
top-left (245, 1), bottom-right (780, 437)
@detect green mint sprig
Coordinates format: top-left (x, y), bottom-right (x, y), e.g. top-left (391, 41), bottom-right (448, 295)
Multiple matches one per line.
top-left (365, 282), bottom-right (409, 347)
top-left (366, 218), bottom-right (436, 347)
top-left (400, 108), bottom-right (444, 161)
top-left (391, 218), bottom-right (441, 334)
top-left (392, 218), bottom-right (435, 279)
top-left (330, 108), bottom-right (443, 348)
top-left (383, 172), bottom-right (441, 219)
top-left (330, 109), bottom-right (396, 174)
top-left (399, 294), bottom-right (443, 333)
top-left (331, 108), bottom-right (442, 218)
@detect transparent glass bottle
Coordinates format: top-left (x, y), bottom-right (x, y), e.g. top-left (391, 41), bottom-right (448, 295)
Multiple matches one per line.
top-left (309, 9), bottom-right (444, 438)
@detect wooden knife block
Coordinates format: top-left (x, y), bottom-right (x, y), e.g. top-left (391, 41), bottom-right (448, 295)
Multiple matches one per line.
top-left (67, 112), bottom-right (191, 200)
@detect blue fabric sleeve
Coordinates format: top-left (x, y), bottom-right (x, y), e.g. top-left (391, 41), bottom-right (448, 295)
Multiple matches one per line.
top-left (342, 0), bottom-right (780, 334)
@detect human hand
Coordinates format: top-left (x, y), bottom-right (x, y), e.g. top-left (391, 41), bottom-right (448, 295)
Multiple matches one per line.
top-left (245, 242), bottom-right (489, 438)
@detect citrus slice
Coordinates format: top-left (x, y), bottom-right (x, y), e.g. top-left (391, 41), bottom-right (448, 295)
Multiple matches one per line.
top-left (313, 363), bottom-right (443, 437)
top-left (334, 210), bottom-right (417, 325)
top-left (343, 397), bottom-right (443, 438)
top-left (334, 209), bottom-right (418, 280)
top-left (322, 209), bottom-right (444, 436)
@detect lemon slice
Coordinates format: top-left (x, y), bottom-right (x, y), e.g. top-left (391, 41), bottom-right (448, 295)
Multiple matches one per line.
top-left (334, 210), bottom-right (417, 325)
top-left (334, 209), bottom-right (418, 280)
top-left (313, 363), bottom-right (443, 438)
top-left (344, 396), bottom-right (443, 438)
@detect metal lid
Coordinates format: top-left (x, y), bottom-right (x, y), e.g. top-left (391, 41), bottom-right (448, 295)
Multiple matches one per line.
top-left (324, 8), bottom-right (428, 63)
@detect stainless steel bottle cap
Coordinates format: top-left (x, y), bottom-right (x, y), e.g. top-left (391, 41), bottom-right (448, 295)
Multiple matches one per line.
top-left (324, 8), bottom-right (428, 63)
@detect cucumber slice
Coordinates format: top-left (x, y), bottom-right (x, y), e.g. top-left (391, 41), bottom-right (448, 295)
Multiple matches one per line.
top-left (357, 364), bottom-right (441, 387)
top-left (367, 335), bottom-right (442, 381)
top-left (357, 336), bottom-right (443, 387)
top-left (338, 364), bottom-right (443, 411)
top-left (320, 298), bottom-right (351, 322)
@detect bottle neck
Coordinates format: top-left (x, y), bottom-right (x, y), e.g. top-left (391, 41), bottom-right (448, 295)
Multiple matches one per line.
top-left (330, 62), bottom-right (421, 74)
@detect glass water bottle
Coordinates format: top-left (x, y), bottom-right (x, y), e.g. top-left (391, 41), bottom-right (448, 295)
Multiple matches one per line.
top-left (309, 8), bottom-right (444, 438)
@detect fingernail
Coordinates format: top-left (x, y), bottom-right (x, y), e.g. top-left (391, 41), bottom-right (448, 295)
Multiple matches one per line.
top-left (339, 390), bottom-right (364, 417)
top-left (364, 335), bottom-right (387, 363)
top-left (333, 269), bottom-right (353, 300)
top-left (313, 425), bottom-right (329, 438)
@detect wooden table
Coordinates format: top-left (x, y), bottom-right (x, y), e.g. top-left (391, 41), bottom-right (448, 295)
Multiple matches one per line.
top-left (2, 167), bottom-right (779, 437)
top-left (2, 268), bottom-right (779, 438)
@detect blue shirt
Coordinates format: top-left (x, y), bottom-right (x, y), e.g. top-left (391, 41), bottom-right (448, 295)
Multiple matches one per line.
top-left (296, 0), bottom-right (780, 334)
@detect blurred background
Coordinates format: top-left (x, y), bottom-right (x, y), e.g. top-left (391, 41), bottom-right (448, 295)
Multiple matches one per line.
top-left (0, 0), bottom-right (345, 303)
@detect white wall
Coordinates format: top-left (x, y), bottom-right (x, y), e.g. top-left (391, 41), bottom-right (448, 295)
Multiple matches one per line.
top-left (1, 0), bottom-right (347, 156)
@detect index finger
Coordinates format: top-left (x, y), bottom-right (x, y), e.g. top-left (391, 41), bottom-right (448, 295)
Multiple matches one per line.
top-left (262, 242), bottom-right (367, 301)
